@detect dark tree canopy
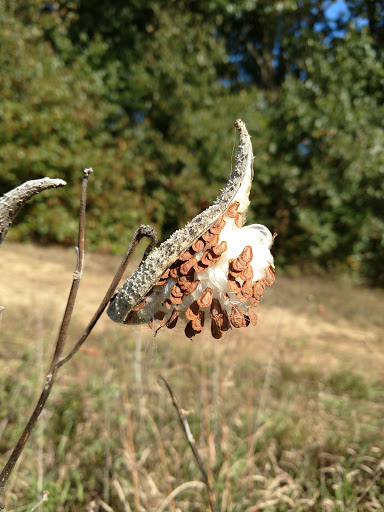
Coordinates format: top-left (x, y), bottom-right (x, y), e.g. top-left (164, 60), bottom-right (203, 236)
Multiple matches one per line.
top-left (1, 0), bottom-right (384, 283)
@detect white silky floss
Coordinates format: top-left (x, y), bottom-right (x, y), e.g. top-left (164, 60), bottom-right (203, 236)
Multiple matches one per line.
top-left (136, 219), bottom-right (274, 325)
top-left (185, 221), bottom-right (274, 314)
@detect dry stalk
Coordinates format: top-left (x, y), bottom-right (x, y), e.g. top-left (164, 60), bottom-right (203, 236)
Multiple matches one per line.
top-left (158, 374), bottom-right (218, 512)
top-left (112, 478), bottom-right (133, 512)
top-left (0, 169), bottom-right (158, 509)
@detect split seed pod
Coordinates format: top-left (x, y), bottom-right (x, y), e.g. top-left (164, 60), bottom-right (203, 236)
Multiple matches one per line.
top-left (107, 119), bottom-right (275, 339)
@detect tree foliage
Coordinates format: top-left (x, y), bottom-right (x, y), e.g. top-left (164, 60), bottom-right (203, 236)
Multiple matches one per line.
top-left (1, 1), bottom-right (383, 283)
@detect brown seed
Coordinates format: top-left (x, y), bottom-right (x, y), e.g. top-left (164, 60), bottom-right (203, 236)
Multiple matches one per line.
top-left (210, 298), bottom-right (223, 321)
top-left (210, 216), bottom-right (226, 235)
top-left (227, 201), bottom-right (240, 218)
top-left (264, 265), bottom-right (275, 287)
top-left (154, 310), bottom-right (166, 326)
top-left (180, 257), bottom-right (198, 275)
top-left (230, 306), bottom-right (247, 328)
top-left (170, 294), bottom-right (183, 305)
top-left (211, 241), bottom-right (227, 256)
top-left (185, 321), bottom-right (199, 339)
top-left (235, 212), bottom-right (244, 228)
top-left (178, 274), bottom-right (195, 289)
top-left (211, 320), bottom-right (223, 339)
top-left (183, 280), bottom-right (200, 296)
top-left (231, 257), bottom-right (248, 272)
top-left (201, 250), bottom-right (220, 266)
top-left (253, 281), bottom-right (266, 298)
top-left (166, 309), bottom-right (179, 329)
top-left (227, 276), bottom-right (242, 294)
top-left (192, 238), bottom-right (205, 252)
top-left (200, 250), bottom-right (213, 266)
top-left (210, 299), bottom-right (230, 333)
top-left (238, 246), bottom-right (253, 265)
top-left (186, 300), bottom-right (200, 320)
top-left (148, 318), bottom-right (153, 330)
top-left (179, 248), bottom-right (196, 261)
top-left (197, 287), bottom-right (213, 308)
top-left (242, 280), bottom-right (253, 298)
top-left (170, 266), bottom-right (181, 279)
top-left (247, 307), bottom-right (258, 326)
top-left (249, 296), bottom-right (260, 307)
top-left (133, 299), bottom-right (146, 312)
top-left (194, 259), bottom-right (209, 273)
top-left (241, 265), bottom-right (254, 281)
top-left (160, 269), bottom-right (170, 280)
top-left (162, 299), bottom-right (172, 310)
top-left (191, 310), bottom-right (205, 332)
top-left (171, 284), bottom-right (184, 298)
top-left (204, 234), bottom-right (220, 248)
top-left (201, 230), bottom-right (216, 242)
top-left (228, 259), bottom-right (243, 276)
top-left (237, 292), bottom-right (248, 303)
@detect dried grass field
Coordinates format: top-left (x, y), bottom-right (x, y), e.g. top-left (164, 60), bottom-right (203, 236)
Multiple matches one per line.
top-left (1, 242), bottom-right (383, 511)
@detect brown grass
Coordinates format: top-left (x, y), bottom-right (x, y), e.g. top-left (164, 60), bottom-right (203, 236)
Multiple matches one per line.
top-left (0, 242), bottom-right (383, 511)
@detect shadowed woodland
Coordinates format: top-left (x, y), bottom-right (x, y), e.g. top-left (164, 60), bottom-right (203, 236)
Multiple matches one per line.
top-left (1, 0), bottom-right (384, 282)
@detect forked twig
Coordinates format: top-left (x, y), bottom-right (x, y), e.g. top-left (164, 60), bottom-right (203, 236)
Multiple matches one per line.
top-left (0, 170), bottom-right (158, 509)
top-left (158, 374), bottom-right (218, 512)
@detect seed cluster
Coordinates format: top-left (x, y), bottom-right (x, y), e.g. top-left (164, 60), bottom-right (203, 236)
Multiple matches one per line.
top-left (126, 201), bottom-right (275, 340)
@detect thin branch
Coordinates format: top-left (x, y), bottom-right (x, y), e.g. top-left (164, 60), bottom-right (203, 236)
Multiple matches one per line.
top-left (49, 168), bottom-right (93, 370)
top-left (0, 170), bottom-right (158, 509)
top-left (56, 224), bottom-right (157, 369)
top-left (158, 374), bottom-right (218, 512)
top-left (0, 169), bottom-right (91, 506)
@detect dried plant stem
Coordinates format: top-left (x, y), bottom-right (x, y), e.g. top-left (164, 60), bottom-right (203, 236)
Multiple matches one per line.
top-left (112, 478), bottom-right (133, 512)
top-left (0, 169), bottom-right (93, 505)
top-left (49, 168), bottom-right (92, 370)
top-left (0, 169), bottom-right (158, 509)
top-left (158, 374), bottom-right (218, 512)
top-left (56, 223), bottom-right (157, 369)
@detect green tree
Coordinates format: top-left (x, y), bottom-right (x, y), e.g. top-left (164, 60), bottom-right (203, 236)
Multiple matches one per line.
top-left (2, 0), bottom-right (384, 283)
top-left (262, 27), bottom-right (384, 282)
